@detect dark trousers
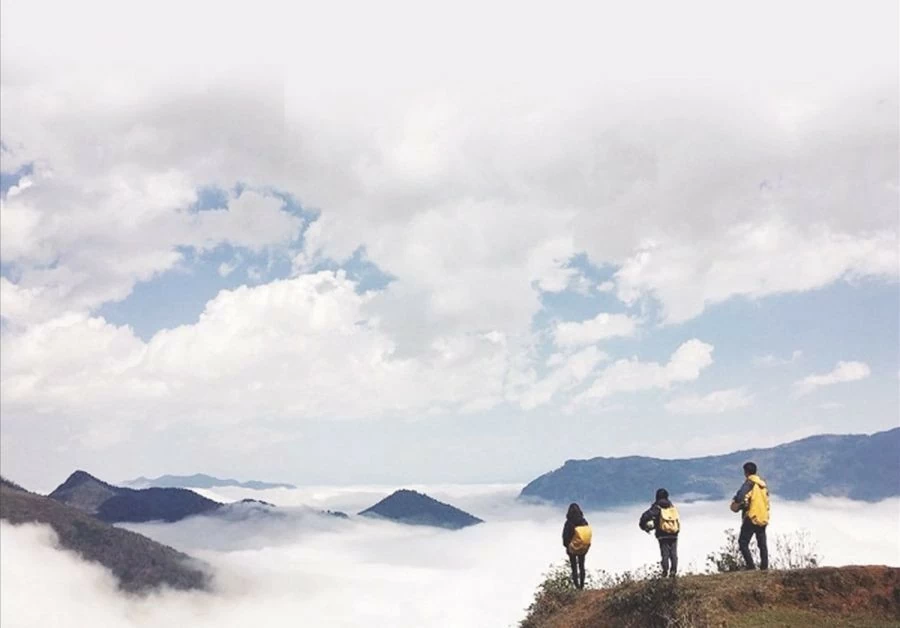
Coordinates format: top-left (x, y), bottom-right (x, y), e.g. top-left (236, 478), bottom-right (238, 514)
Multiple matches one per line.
top-left (568, 552), bottom-right (586, 589)
top-left (658, 537), bottom-right (678, 576)
top-left (739, 518), bottom-right (769, 570)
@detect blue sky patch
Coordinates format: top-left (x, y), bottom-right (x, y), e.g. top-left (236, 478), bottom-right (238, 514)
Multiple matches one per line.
top-left (0, 162), bottom-right (33, 196)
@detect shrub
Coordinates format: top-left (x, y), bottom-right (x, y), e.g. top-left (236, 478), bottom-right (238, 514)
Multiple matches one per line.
top-left (706, 527), bottom-right (822, 573)
top-left (772, 529), bottom-right (821, 570)
top-left (519, 560), bottom-right (672, 627)
top-left (593, 563), bottom-right (662, 588)
top-left (604, 577), bottom-right (703, 628)
top-left (519, 561), bottom-right (580, 628)
top-left (706, 528), bottom-right (751, 573)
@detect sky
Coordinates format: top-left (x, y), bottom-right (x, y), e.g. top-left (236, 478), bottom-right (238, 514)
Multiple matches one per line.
top-left (2, 485), bottom-right (899, 627)
top-left (1, 0), bottom-right (898, 492)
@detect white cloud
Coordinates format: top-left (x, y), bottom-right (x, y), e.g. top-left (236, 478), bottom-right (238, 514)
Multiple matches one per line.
top-left (553, 313), bottom-right (639, 349)
top-left (513, 346), bottom-right (609, 411)
top-left (573, 339), bottom-right (714, 406)
top-left (2, 487), bottom-right (899, 628)
top-left (1, 0), bottom-right (898, 482)
top-left (217, 258), bottom-right (241, 278)
top-left (615, 221), bottom-right (898, 324)
top-left (190, 191), bottom-right (302, 253)
top-left (0, 271), bottom-right (514, 431)
top-left (596, 281), bottom-right (616, 293)
top-left (753, 350), bottom-right (803, 367)
top-left (0, 180), bottom-right (303, 325)
top-left (793, 361), bottom-right (872, 397)
top-left (665, 387), bottom-right (753, 415)
top-left (2, 0), bottom-right (896, 341)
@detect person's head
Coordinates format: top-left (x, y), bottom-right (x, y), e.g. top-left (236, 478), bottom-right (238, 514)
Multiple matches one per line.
top-left (743, 461), bottom-right (758, 477)
top-left (655, 488), bottom-right (669, 501)
top-left (567, 503), bottom-right (583, 520)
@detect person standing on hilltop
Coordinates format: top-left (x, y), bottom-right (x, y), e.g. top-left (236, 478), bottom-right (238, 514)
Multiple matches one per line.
top-left (639, 488), bottom-right (680, 578)
top-left (730, 461), bottom-right (770, 570)
top-left (562, 503), bottom-right (592, 590)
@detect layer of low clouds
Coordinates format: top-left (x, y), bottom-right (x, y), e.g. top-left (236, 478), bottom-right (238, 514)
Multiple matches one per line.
top-left (2, 485), bottom-right (899, 628)
top-left (793, 361), bottom-right (872, 398)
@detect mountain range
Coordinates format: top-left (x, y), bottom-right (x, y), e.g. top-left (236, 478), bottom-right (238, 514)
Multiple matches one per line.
top-left (124, 473), bottom-right (296, 491)
top-left (50, 471), bottom-right (222, 523)
top-left (48, 471), bottom-right (348, 523)
top-left (519, 427), bottom-right (900, 509)
top-left (0, 478), bottom-right (210, 592)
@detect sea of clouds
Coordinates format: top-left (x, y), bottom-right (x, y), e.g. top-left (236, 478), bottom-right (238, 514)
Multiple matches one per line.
top-left (3, 485), bottom-right (899, 628)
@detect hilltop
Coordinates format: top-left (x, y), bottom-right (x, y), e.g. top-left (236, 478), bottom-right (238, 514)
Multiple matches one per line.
top-left (521, 566), bottom-right (900, 628)
top-left (50, 470), bottom-right (222, 523)
top-left (0, 479), bottom-right (210, 593)
top-left (520, 427), bottom-right (900, 508)
top-left (358, 489), bottom-right (484, 529)
top-left (48, 470), bottom-right (346, 523)
top-left (124, 473), bottom-right (296, 491)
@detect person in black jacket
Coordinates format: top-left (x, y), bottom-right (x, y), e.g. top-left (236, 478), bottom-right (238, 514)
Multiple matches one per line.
top-left (562, 502), bottom-right (590, 589)
top-left (639, 488), bottom-right (679, 577)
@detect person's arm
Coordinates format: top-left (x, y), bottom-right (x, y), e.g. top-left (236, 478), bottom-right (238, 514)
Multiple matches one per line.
top-left (730, 480), bottom-right (752, 512)
top-left (562, 521), bottom-right (574, 547)
top-left (639, 505), bottom-right (657, 532)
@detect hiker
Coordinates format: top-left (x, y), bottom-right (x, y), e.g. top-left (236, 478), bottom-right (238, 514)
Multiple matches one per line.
top-left (730, 461), bottom-right (770, 570)
top-left (639, 488), bottom-right (680, 577)
top-left (562, 502), bottom-right (592, 589)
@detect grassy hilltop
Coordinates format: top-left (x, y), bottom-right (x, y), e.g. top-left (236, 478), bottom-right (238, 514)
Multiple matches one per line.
top-left (520, 565), bottom-right (900, 628)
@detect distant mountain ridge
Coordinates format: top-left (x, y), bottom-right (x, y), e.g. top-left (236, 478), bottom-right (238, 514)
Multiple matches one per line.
top-left (359, 489), bottom-right (484, 529)
top-left (50, 471), bottom-right (221, 523)
top-left (48, 471), bottom-right (346, 524)
top-left (519, 427), bottom-right (900, 509)
top-left (124, 473), bottom-right (296, 491)
top-left (0, 478), bottom-right (209, 592)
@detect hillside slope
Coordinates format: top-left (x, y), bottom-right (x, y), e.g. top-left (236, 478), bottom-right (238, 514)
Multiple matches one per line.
top-left (520, 427), bottom-right (900, 508)
top-left (522, 566), bottom-right (900, 628)
top-left (0, 481), bottom-right (210, 592)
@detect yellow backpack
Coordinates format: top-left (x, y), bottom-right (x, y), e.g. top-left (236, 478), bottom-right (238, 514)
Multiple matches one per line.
top-left (568, 524), bottom-right (592, 555)
top-left (746, 476), bottom-right (770, 526)
top-left (659, 505), bottom-right (680, 534)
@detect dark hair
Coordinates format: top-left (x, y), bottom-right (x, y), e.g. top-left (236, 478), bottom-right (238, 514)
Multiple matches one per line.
top-left (566, 503), bottom-right (584, 520)
top-left (655, 488), bottom-right (669, 501)
top-left (743, 462), bottom-right (758, 475)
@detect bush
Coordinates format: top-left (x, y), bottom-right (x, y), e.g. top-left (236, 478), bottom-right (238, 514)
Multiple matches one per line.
top-left (706, 528), bottom-right (751, 573)
top-left (604, 577), bottom-right (703, 628)
top-left (519, 561), bottom-right (663, 627)
top-left (593, 563), bottom-right (662, 588)
top-left (706, 527), bottom-right (822, 573)
top-left (519, 561), bottom-right (580, 628)
top-left (772, 529), bottom-right (821, 570)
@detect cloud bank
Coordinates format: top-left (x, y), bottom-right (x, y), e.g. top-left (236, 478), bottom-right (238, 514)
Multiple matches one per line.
top-left (2, 485), bottom-right (899, 628)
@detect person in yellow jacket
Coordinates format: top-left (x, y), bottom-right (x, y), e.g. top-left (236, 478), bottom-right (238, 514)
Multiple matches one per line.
top-left (730, 461), bottom-right (770, 570)
top-left (562, 502), bottom-right (591, 589)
